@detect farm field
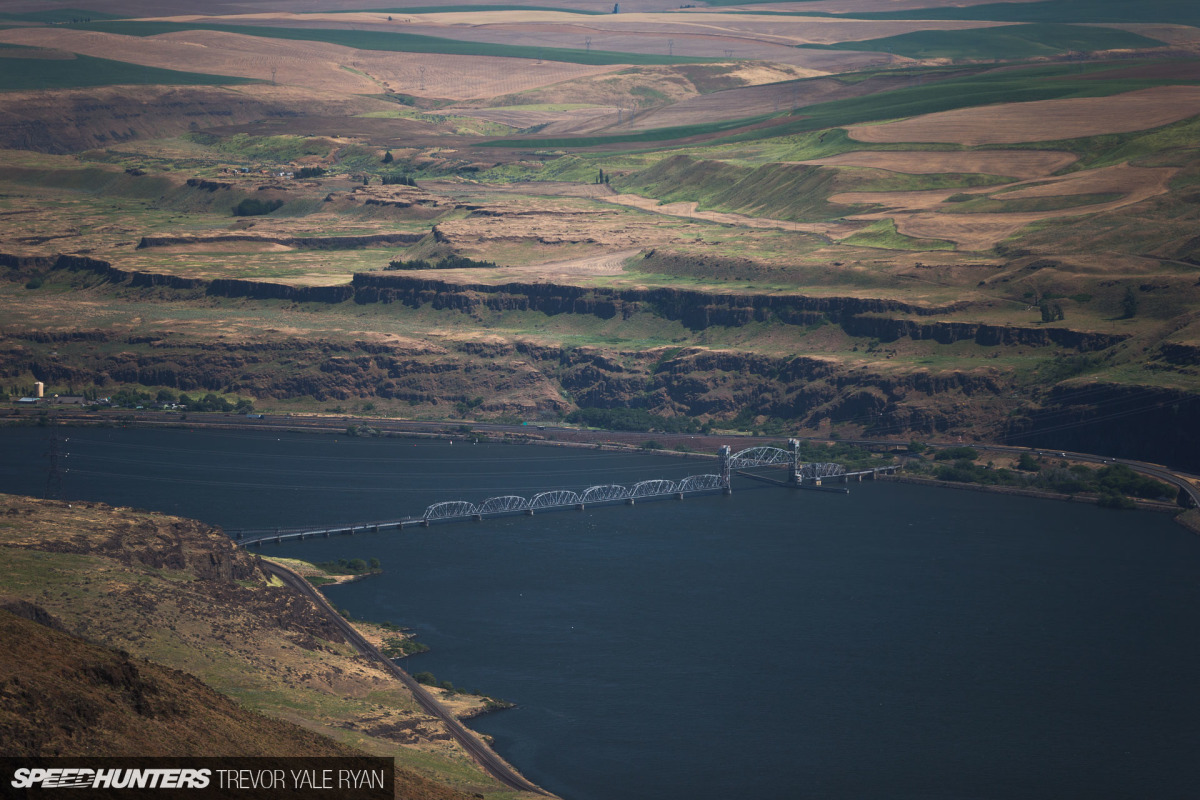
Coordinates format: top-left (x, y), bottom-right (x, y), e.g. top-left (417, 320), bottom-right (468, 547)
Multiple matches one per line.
top-left (6, 0), bottom-right (1200, 793)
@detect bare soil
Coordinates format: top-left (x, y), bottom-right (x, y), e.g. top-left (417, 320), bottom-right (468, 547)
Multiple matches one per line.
top-left (796, 150), bottom-right (1079, 179)
top-left (842, 162), bottom-right (1178, 250)
top-left (0, 27), bottom-right (620, 101)
top-left (847, 86), bottom-right (1200, 145)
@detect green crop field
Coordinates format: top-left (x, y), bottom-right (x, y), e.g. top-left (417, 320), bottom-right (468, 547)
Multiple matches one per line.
top-left (481, 112), bottom-right (780, 148)
top-left (337, 5), bottom-right (604, 14)
top-left (799, 23), bottom-right (1166, 60)
top-left (0, 8), bottom-right (124, 23)
top-left (69, 20), bottom-right (715, 67)
top-left (832, 0), bottom-right (1200, 26)
top-left (0, 49), bottom-right (257, 92)
top-left (840, 218), bottom-right (956, 251)
top-left (495, 60), bottom-right (1198, 152)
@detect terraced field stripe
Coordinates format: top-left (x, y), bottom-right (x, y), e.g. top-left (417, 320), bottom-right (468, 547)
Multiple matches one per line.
top-left (69, 20), bottom-right (717, 66)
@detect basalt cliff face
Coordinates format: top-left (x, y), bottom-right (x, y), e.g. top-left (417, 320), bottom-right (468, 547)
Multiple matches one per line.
top-left (5, 255), bottom-right (1195, 468)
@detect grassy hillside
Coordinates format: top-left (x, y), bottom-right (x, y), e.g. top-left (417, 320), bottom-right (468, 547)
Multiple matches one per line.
top-left (0, 47), bottom-right (257, 91)
top-left (0, 607), bottom-right (369, 758)
top-left (0, 494), bottom-right (519, 798)
top-left (798, 23), bottom-right (1166, 60)
top-left (833, 0), bottom-right (1200, 25)
top-left (614, 155), bottom-right (859, 220)
top-left (491, 60), bottom-right (1197, 150)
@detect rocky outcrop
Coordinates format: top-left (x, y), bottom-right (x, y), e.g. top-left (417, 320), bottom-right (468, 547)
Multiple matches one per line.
top-left (842, 314), bottom-right (1127, 352)
top-left (350, 273), bottom-right (968, 326)
top-left (136, 233), bottom-right (425, 250)
top-left (206, 279), bottom-right (355, 303)
top-left (1005, 383), bottom-right (1200, 469)
top-left (0, 255), bottom-right (1130, 349)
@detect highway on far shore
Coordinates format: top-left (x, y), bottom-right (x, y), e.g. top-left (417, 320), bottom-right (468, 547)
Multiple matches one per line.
top-left (16, 406), bottom-right (1200, 510)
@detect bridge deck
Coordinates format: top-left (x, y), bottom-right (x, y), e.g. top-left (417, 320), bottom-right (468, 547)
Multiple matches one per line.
top-left (232, 457), bottom-right (894, 546)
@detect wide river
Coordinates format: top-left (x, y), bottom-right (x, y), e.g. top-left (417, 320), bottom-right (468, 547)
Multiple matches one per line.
top-left (2, 426), bottom-right (1198, 799)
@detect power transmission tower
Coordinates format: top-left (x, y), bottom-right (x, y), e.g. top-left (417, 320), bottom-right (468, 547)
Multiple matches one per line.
top-left (668, 39), bottom-right (673, 56)
top-left (585, 37), bottom-right (592, 52)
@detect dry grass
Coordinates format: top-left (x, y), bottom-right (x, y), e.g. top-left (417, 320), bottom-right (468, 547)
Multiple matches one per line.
top-left (847, 86), bottom-right (1200, 145)
top-left (604, 192), bottom-right (860, 239)
top-left (843, 162), bottom-right (1178, 250)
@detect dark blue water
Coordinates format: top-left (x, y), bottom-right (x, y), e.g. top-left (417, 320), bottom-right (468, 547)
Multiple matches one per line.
top-left (3, 427), bottom-right (1198, 799)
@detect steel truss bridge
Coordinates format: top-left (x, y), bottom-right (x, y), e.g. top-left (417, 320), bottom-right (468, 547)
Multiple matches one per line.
top-left (231, 443), bottom-right (893, 546)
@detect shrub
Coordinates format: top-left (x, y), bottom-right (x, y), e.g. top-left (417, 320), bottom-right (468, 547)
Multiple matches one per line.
top-left (232, 198), bottom-right (284, 217)
top-left (934, 446), bottom-right (979, 461)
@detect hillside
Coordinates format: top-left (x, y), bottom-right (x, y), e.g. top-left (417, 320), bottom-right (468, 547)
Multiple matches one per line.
top-left (0, 605), bottom-right (366, 758)
top-left (1, 0), bottom-right (1199, 468)
top-left (0, 493), bottom-right (532, 799)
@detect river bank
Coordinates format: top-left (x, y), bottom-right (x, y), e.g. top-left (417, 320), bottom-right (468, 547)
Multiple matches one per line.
top-left (9, 405), bottom-right (1194, 526)
top-left (878, 474), bottom-right (1183, 515)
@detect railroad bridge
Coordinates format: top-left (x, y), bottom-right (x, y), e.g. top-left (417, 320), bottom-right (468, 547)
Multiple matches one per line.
top-left (232, 440), bottom-right (896, 546)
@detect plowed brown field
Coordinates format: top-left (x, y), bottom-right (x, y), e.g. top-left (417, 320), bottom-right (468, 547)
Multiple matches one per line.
top-left (843, 163), bottom-right (1179, 250)
top-left (0, 27), bottom-right (620, 100)
top-left (798, 150), bottom-right (1079, 179)
top-left (726, 0), bottom-right (1043, 12)
top-left (847, 86), bottom-right (1200, 145)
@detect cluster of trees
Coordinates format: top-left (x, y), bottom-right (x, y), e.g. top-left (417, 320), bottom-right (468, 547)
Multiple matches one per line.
top-left (413, 672), bottom-right (465, 695)
top-left (380, 172), bottom-right (418, 186)
top-left (595, 168), bottom-right (612, 185)
top-left (1039, 300), bottom-right (1065, 322)
top-left (107, 388), bottom-right (253, 413)
top-left (316, 557), bottom-right (381, 575)
top-left (233, 198), bottom-right (284, 217)
top-left (926, 456), bottom-right (1174, 508)
top-left (567, 407), bottom-right (704, 433)
top-left (385, 254), bottom-right (497, 270)
top-left (295, 166), bottom-right (325, 179)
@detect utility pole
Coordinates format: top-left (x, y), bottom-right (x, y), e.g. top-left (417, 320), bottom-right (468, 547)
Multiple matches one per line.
top-left (585, 37), bottom-right (592, 52)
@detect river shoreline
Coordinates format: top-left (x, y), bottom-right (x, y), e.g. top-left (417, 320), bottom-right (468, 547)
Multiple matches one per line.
top-left (7, 406), bottom-right (1193, 527)
top-left (878, 473), bottom-right (1182, 514)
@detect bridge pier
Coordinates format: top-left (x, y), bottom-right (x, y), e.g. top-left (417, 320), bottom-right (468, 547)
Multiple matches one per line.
top-left (676, 492), bottom-right (684, 500)
top-left (576, 503), bottom-right (585, 511)
top-left (526, 509), bottom-right (534, 516)
top-left (626, 498), bottom-right (635, 506)
top-left (473, 514), bottom-right (482, 522)
top-left (421, 519), bottom-right (429, 528)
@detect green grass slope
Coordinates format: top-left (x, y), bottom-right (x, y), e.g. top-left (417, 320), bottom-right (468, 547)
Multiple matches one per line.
top-left (0, 48), bottom-right (257, 92)
top-left (799, 23), bottom-right (1166, 60)
top-left (614, 154), bottom-right (859, 220)
top-left (834, 0), bottom-right (1200, 26)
